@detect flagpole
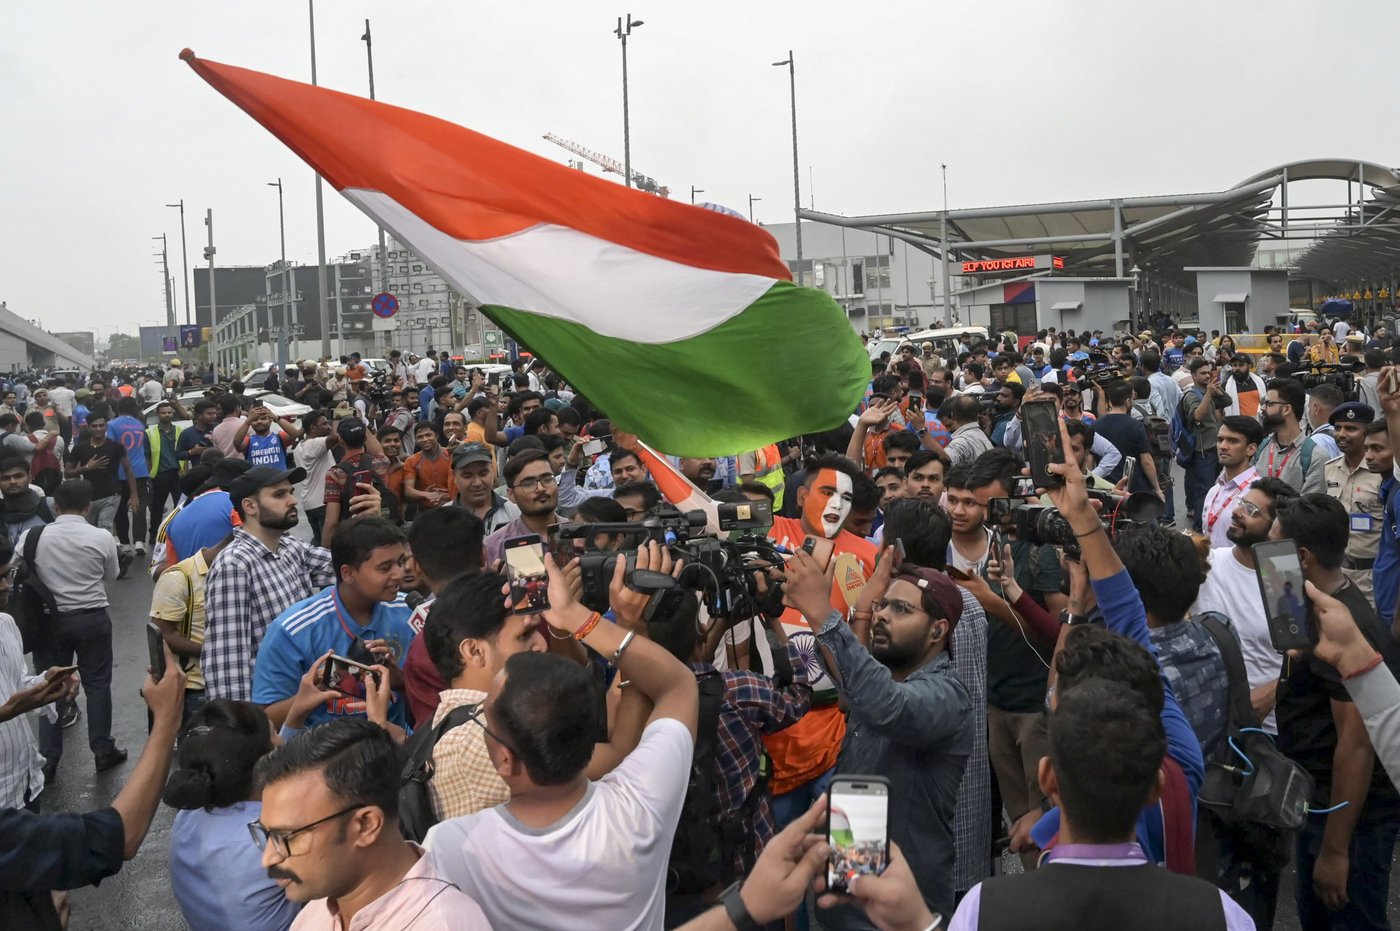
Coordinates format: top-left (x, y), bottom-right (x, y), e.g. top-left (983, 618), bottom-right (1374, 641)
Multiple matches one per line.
top-left (310, 0), bottom-right (331, 360)
top-left (362, 19), bottom-right (389, 317)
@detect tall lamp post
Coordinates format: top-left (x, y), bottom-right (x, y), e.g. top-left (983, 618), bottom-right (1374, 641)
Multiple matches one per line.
top-left (165, 200), bottom-right (192, 325)
top-left (1130, 264), bottom-right (1143, 333)
top-left (309, 0), bottom-right (331, 359)
top-left (772, 52), bottom-right (802, 283)
top-left (362, 19), bottom-right (389, 297)
top-left (269, 179), bottom-right (291, 375)
top-left (690, 186), bottom-right (704, 205)
top-left (748, 194), bottom-right (762, 223)
top-left (614, 14), bottom-right (643, 188)
top-left (204, 210), bottom-right (218, 375)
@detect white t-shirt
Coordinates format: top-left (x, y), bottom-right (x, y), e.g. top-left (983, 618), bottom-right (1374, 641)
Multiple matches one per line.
top-left (412, 358), bottom-right (438, 385)
top-left (425, 718), bottom-right (693, 931)
top-left (292, 436), bottom-right (334, 509)
top-left (1192, 546), bottom-right (1282, 732)
top-left (139, 380), bottom-right (164, 404)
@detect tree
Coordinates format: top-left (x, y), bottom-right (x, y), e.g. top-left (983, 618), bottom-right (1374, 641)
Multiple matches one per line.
top-left (106, 333), bottom-right (142, 362)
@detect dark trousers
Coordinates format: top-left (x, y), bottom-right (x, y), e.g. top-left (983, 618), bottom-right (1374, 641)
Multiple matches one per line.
top-left (35, 608), bottom-right (116, 762)
top-left (306, 506), bottom-right (326, 548)
top-left (1157, 454), bottom-right (1177, 522)
top-left (115, 477), bottom-right (151, 546)
top-left (1295, 806), bottom-right (1400, 930)
top-left (1214, 824), bottom-right (1281, 931)
top-left (1183, 448), bottom-right (1219, 531)
top-left (148, 469), bottom-right (181, 543)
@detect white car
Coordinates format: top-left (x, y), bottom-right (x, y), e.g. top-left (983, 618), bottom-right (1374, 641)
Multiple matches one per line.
top-left (143, 389), bottom-right (312, 431)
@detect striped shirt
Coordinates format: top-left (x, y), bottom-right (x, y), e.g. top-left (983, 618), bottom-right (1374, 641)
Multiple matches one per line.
top-left (0, 613), bottom-right (50, 807)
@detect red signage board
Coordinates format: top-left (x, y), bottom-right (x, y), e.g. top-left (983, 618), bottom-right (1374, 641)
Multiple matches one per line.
top-left (960, 255), bottom-right (1065, 275)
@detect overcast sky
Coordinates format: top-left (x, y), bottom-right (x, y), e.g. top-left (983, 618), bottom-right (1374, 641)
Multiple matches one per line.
top-left (3, 0), bottom-right (1398, 343)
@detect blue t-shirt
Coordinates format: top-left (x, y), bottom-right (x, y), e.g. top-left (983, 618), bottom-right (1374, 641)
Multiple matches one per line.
top-left (166, 491), bottom-right (236, 563)
top-left (1376, 478), bottom-right (1400, 628)
top-left (107, 415), bottom-right (150, 479)
top-left (245, 430), bottom-right (289, 469)
top-left (251, 585), bottom-right (415, 730)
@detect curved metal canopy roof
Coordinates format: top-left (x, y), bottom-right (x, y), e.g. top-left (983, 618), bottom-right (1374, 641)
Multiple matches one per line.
top-left (800, 158), bottom-right (1400, 288)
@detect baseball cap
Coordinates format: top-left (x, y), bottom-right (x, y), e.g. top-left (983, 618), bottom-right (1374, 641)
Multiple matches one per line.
top-left (452, 442), bottom-right (493, 469)
top-left (228, 465), bottom-right (306, 511)
top-left (892, 567), bottom-right (965, 629)
top-left (196, 457), bottom-right (252, 495)
top-left (337, 419), bottom-right (367, 446)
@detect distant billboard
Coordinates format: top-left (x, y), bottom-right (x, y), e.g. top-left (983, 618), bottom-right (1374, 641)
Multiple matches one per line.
top-left (179, 325), bottom-right (201, 349)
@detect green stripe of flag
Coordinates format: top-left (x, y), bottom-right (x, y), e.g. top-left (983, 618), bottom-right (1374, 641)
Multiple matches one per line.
top-left (482, 280), bottom-right (868, 457)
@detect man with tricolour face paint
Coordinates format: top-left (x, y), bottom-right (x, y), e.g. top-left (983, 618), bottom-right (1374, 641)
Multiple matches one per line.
top-left (763, 454), bottom-right (877, 849)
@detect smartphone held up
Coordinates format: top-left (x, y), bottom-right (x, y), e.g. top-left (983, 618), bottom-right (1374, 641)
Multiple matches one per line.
top-left (1021, 399), bottom-right (1064, 489)
top-left (504, 534), bottom-right (550, 614)
top-left (1252, 539), bottom-right (1315, 651)
top-left (827, 776), bottom-right (890, 895)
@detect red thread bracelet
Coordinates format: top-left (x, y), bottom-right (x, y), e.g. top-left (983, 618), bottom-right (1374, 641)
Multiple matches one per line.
top-left (1343, 654), bottom-right (1384, 681)
top-left (573, 612), bottom-right (602, 641)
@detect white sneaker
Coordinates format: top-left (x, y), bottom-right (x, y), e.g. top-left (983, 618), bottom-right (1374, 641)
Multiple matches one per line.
top-left (135, 541), bottom-right (147, 556)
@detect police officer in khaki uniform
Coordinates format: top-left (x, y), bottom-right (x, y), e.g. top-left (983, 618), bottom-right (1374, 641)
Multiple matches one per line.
top-left (1324, 401), bottom-right (1384, 598)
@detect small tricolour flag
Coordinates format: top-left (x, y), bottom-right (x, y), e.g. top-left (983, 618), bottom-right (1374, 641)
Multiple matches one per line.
top-left (181, 50), bottom-right (868, 457)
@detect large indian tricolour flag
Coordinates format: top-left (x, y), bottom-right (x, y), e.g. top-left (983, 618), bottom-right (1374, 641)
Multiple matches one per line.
top-left (181, 50), bottom-right (867, 457)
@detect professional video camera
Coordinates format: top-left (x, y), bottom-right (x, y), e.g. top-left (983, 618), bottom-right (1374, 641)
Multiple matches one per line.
top-left (987, 489), bottom-right (1165, 558)
top-left (365, 370), bottom-right (395, 410)
top-left (1295, 360), bottom-right (1361, 400)
top-left (1073, 349), bottom-right (1123, 387)
top-left (555, 500), bottom-right (787, 623)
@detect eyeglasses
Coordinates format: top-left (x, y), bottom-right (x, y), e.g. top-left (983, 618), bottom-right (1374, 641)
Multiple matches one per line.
top-left (461, 703), bottom-right (517, 755)
top-left (248, 804), bottom-right (362, 859)
top-left (1236, 500), bottom-right (1264, 518)
top-left (871, 598), bottom-right (922, 617)
top-left (1260, 399), bottom-right (1287, 409)
top-left (512, 474), bottom-right (557, 492)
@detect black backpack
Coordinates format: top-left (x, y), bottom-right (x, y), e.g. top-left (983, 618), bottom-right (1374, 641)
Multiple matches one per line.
top-left (14, 526), bottom-right (58, 654)
top-left (1195, 613), bottom-right (1313, 872)
top-left (667, 672), bottom-right (727, 895)
top-left (397, 702), bottom-right (479, 843)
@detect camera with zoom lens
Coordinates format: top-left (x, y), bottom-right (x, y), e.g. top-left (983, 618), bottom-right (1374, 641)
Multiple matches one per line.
top-left (1296, 361), bottom-right (1360, 400)
top-left (987, 490), bottom-right (1165, 558)
top-left (555, 501), bottom-right (785, 622)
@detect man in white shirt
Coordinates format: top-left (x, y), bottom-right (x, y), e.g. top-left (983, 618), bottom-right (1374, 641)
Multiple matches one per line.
top-left (1200, 415), bottom-right (1263, 550)
top-left (427, 543), bottom-right (698, 931)
top-left (291, 410), bottom-right (340, 547)
top-left (412, 352), bottom-right (439, 386)
top-left (138, 375), bottom-right (164, 405)
top-left (1193, 477), bottom-right (1300, 733)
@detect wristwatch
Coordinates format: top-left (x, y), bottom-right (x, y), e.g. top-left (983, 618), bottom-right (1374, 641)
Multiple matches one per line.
top-left (720, 880), bottom-right (761, 931)
top-left (1060, 609), bottom-right (1096, 626)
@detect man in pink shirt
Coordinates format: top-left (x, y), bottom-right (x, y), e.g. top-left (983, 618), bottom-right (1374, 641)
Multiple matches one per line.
top-left (252, 718), bottom-right (490, 930)
top-left (209, 394), bottom-right (247, 457)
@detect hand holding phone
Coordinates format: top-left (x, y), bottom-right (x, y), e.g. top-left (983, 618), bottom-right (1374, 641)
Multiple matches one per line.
top-left (504, 534), bottom-right (550, 614)
top-left (147, 622), bottom-right (168, 680)
top-left (321, 654), bottom-right (384, 696)
top-left (1021, 400), bottom-right (1064, 489)
top-left (1252, 540), bottom-right (1316, 651)
top-left (827, 776), bottom-right (890, 895)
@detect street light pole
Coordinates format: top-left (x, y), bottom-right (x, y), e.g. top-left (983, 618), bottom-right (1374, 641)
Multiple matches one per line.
top-left (362, 18), bottom-right (389, 297)
top-left (269, 179), bottom-right (291, 376)
top-left (941, 164), bottom-right (953, 325)
top-left (748, 194), bottom-right (762, 223)
top-left (614, 14), bottom-right (643, 188)
top-left (153, 235), bottom-right (174, 330)
top-left (690, 186), bottom-right (704, 205)
top-left (165, 200), bottom-right (192, 325)
top-left (205, 209), bottom-right (218, 375)
top-left (310, 0), bottom-right (331, 360)
top-left (772, 52), bottom-right (802, 283)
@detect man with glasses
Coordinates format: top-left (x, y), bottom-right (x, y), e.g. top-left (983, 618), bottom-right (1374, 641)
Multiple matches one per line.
top-left (1254, 377), bottom-right (1327, 497)
top-left (1182, 357), bottom-right (1228, 531)
top-left (252, 517), bottom-right (416, 731)
top-left (483, 449), bottom-right (563, 566)
top-left (250, 718), bottom-right (489, 929)
top-left (783, 546), bottom-right (973, 925)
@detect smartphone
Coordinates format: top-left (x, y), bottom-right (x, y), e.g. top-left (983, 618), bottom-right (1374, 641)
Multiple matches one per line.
top-left (146, 622), bottom-right (167, 680)
top-left (891, 537), bottom-right (907, 567)
top-left (1021, 399), bottom-right (1064, 489)
top-left (802, 535), bottom-right (835, 572)
top-left (487, 371), bottom-right (501, 387)
top-left (827, 776), bottom-right (890, 894)
top-left (1122, 457), bottom-right (1137, 488)
top-left (1011, 476), bottom-right (1036, 498)
top-left (504, 534), bottom-right (550, 614)
top-left (1252, 539), bottom-right (1315, 651)
top-left (48, 664), bottom-right (79, 680)
top-left (582, 437), bottom-right (607, 457)
top-left (320, 654), bottom-right (383, 696)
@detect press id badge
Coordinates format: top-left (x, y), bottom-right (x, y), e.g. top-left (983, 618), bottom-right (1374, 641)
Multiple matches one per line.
top-left (1351, 513), bottom-right (1375, 533)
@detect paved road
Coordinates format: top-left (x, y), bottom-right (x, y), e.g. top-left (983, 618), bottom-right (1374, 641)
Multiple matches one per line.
top-left (37, 473), bottom-right (1400, 929)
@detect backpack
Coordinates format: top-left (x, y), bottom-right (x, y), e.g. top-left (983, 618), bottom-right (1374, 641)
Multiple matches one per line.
top-left (1135, 399), bottom-right (1174, 459)
top-left (666, 672), bottom-right (727, 895)
top-left (14, 526), bottom-right (59, 654)
top-left (397, 702), bottom-right (480, 843)
top-left (1170, 388), bottom-right (1203, 467)
top-left (1195, 613), bottom-right (1312, 871)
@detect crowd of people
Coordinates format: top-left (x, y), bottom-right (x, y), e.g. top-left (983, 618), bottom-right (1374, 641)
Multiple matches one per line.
top-left (2, 320), bottom-right (1400, 930)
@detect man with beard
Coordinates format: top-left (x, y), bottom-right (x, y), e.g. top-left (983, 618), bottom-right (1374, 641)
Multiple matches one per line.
top-left (483, 449), bottom-right (564, 566)
top-left (989, 380), bottom-right (1023, 447)
top-left (1223, 353), bottom-right (1267, 418)
top-left (1324, 402), bottom-right (1383, 599)
top-left (201, 466), bottom-right (336, 701)
top-left (783, 547), bottom-right (972, 925)
top-left (0, 453), bottom-right (53, 547)
top-left (902, 450), bottom-right (945, 504)
top-left (1182, 357), bottom-right (1228, 531)
top-left (252, 719), bottom-right (490, 929)
top-left (763, 455), bottom-right (877, 870)
top-left (1255, 377), bottom-right (1326, 496)
top-left (1200, 415), bottom-right (1263, 550)
top-left (678, 455), bottom-right (719, 492)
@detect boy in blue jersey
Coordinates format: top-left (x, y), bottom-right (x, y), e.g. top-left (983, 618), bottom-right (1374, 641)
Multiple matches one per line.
top-left (252, 516), bottom-right (416, 731)
top-left (232, 403), bottom-right (302, 469)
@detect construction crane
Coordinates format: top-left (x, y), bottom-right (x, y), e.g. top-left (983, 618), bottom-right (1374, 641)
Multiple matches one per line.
top-left (542, 132), bottom-right (670, 198)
